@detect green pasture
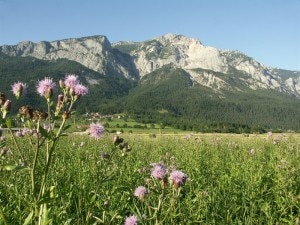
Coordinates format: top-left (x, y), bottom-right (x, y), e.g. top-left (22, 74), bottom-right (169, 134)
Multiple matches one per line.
top-left (1, 132), bottom-right (300, 224)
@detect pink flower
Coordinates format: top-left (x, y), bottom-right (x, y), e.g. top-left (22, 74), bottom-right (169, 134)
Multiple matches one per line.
top-left (267, 131), bottom-right (273, 138)
top-left (15, 130), bottom-right (23, 137)
top-left (124, 215), bottom-right (138, 225)
top-left (3, 100), bottom-right (11, 111)
top-left (11, 82), bottom-right (27, 99)
top-left (22, 128), bottom-right (33, 136)
top-left (64, 74), bottom-right (79, 88)
top-left (36, 77), bottom-right (56, 99)
top-left (151, 163), bottom-right (167, 180)
top-left (169, 170), bottom-right (188, 188)
top-left (73, 84), bottom-right (88, 97)
top-left (134, 186), bottom-right (149, 199)
top-left (87, 123), bottom-right (105, 139)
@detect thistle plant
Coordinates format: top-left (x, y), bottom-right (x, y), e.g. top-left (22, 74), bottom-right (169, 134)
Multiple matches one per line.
top-left (127, 157), bottom-right (188, 225)
top-left (0, 74), bottom-right (95, 225)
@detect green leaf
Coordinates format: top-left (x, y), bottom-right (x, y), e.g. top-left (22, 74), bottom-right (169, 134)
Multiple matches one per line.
top-left (41, 204), bottom-right (50, 225)
top-left (23, 211), bottom-right (33, 225)
top-left (63, 124), bottom-right (71, 131)
top-left (2, 165), bottom-right (17, 171)
top-left (2, 164), bottom-right (29, 171)
top-left (5, 119), bottom-right (12, 129)
top-left (39, 126), bottom-right (52, 139)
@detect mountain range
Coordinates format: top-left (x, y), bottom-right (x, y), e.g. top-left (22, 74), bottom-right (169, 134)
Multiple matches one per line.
top-left (1, 34), bottom-right (300, 132)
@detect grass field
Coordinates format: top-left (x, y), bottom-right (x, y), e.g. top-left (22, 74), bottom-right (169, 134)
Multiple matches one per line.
top-left (1, 131), bottom-right (300, 224)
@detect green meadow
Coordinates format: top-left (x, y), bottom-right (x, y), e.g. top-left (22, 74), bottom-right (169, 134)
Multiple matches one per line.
top-left (1, 132), bottom-right (299, 224)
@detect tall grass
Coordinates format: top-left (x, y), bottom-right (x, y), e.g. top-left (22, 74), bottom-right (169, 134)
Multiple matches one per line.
top-left (1, 133), bottom-right (300, 224)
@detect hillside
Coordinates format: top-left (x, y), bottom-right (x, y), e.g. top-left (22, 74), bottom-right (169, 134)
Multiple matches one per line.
top-left (0, 55), bottom-right (134, 114)
top-left (125, 65), bottom-right (300, 132)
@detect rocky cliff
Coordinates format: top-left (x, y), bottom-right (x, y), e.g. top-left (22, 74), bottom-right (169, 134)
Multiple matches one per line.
top-left (1, 33), bottom-right (300, 97)
top-left (0, 36), bottom-right (139, 80)
top-left (113, 34), bottom-right (300, 97)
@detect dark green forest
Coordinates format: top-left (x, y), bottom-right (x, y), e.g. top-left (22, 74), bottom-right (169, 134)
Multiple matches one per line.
top-left (1, 55), bottom-right (300, 133)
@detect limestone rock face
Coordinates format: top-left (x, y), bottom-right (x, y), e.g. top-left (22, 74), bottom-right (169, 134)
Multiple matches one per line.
top-left (1, 33), bottom-right (299, 97)
top-left (122, 33), bottom-right (228, 76)
top-left (0, 36), bottom-right (138, 79)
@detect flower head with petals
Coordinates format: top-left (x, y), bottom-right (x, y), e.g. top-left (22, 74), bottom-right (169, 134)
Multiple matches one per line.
top-left (151, 163), bottom-right (167, 180)
top-left (64, 74), bottom-right (79, 89)
top-left (36, 77), bottom-right (56, 99)
top-left (11, 82), bottom-right (27, 99)
top-left (134, 186), bottom-right (149, 199)
top-left (87, 123), bottom-right (105, 139)
top-left (124, 215), bottom-right (138, 225)
top-left (169, 170), bottom-right (188, 188)
top-left (73, 84), bottom-right (88, 97)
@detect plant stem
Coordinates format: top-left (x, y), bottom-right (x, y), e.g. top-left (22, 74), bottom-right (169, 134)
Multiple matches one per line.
top-left (31, 133), bottom-right (40, 200)
top-left (8, 128), bottom-right (25, 162)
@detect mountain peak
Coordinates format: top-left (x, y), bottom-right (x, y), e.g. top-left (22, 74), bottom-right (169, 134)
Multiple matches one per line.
top-left (154, 33), bottom-right (203, 46)
top-left (0, 34), bottom-right (299, 97)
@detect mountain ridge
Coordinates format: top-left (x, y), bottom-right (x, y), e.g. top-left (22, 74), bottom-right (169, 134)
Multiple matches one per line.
top-left (1, 33), bottom-right (299, 99)
top-left (0, 43), bottom-right (300, 131)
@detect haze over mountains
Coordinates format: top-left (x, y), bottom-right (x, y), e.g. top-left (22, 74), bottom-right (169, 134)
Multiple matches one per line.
top-left (0, 34), bottom-right (300, 132)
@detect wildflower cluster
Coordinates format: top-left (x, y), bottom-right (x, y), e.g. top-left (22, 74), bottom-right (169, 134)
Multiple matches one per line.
top-left (266, 131), bottom-right (287, 145)
top-left (150, 162), bottom-right (188, 189)
top-left (126, 153), bottom-right (188, 224)
top-left (0, 74), bottom-right (104, 225)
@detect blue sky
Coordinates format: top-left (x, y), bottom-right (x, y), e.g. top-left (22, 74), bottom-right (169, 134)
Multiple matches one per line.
top-left (0, 0), bottom-right (299, 70)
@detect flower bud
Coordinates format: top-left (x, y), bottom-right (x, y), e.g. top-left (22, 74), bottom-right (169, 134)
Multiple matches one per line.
top-left (3, 100), bottom-right (11, 111)
top-left (33, 110), bottom-right (47, 121)
top-left (59, 80), bottom-right (65, 89)
top-left (19, 105), bottom-right (34, 119)
top-left (44, 87), bottom-right (53, 100)
top-left (0, 93), bottom-right (6, 106)
top-left (69, 87), bottom-right (75, 97)
top-left (2, 100), bottom-right (11, 118)
top-left (62, 111), bottom-right (70, 120)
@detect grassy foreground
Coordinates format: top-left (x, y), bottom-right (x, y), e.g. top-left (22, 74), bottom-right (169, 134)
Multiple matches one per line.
top-left (1, 132), bottom-right (300, 224)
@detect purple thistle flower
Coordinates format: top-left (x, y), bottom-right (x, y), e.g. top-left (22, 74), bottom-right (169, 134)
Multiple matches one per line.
top-left (87, 123), bottom-right (105, 139)
top-left (64, 74), bottom-right (79, 88)
top-left (36, 77), bottom-right (56, 99)
top-left (151, 163), bottom-right (167, 180)
top-left (169, 170), bottom-right (188, 188)
top-left (73, 84), bottom-right (88, 97)
top-left (22, 128), bottom-right (33, 136)
top-left (15, 130), bottom-right (23, 137)
top-left (124, 215), bottom-right (138, 225)
top-left (11, 82), bottom-right (27, 99)
top-left (134, 186), bottom-right (149, 199)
